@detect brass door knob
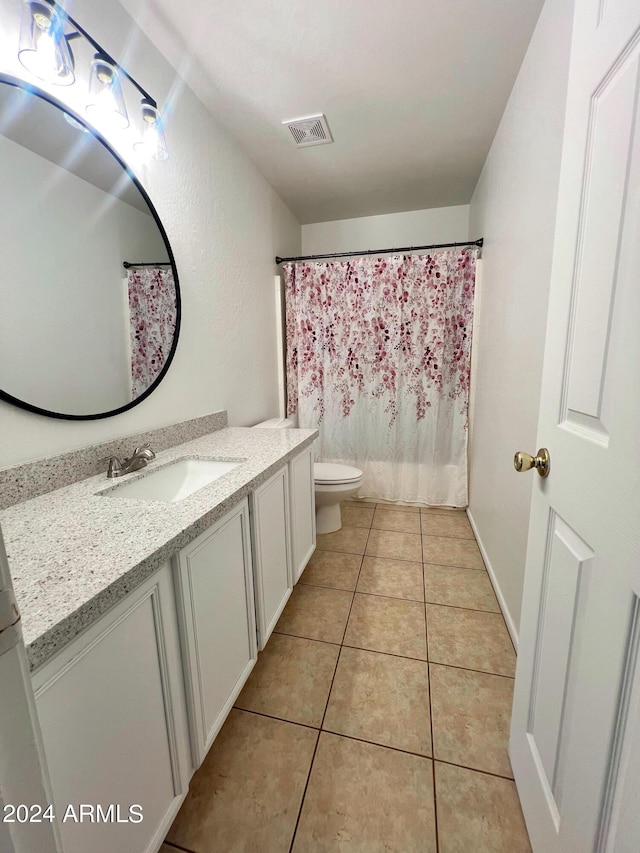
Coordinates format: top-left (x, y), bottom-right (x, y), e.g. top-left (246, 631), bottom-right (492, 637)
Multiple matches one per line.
top-left (514, 448), bottom-right (550, 478)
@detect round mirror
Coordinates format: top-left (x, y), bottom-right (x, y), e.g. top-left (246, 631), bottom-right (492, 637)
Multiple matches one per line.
top-left (0, 76), bottom-right (180, 420)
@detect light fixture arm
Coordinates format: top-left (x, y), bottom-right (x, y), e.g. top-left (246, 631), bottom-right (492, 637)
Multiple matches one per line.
top-left (42, 0), bottom-right (156, 104)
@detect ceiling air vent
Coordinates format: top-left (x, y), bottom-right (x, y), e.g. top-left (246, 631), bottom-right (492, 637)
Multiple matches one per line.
top-left (283, 114), bottom-right (333, 147)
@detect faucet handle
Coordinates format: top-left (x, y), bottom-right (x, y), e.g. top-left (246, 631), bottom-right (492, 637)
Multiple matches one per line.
top-left (133, 443), bottom-right (156, 460)
top-left (100, 456), bottom-right (123, 478)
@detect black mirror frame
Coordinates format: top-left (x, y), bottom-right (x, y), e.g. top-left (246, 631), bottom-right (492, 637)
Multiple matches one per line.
top-left (0, 74), bottom-right (181, 421)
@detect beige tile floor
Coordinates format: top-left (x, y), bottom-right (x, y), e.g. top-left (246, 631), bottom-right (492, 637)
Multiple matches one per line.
top-left (165, 501), bottom-right (532, 853)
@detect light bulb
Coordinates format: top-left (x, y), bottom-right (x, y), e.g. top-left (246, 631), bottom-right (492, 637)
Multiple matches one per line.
top-left (133, 100), bottom-right (168, 161)
top-left (86, 55), bottom-right (129, 130)
top-left (18, 0), bottom-right (74, 85)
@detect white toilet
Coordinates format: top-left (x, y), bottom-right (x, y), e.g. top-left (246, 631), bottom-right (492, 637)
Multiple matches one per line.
top-left (253, 418), bottom-right (363, 534)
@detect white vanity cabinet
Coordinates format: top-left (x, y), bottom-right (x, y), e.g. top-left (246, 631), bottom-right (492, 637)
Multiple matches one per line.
top-left (289, 445), bottom-right (316, 583)
top-left (173, 498), bottom-right (257, 767)
top-left (250, 465), bottom-right (292, 649)
top-left (27, 439), bottom-right (317, 849)
top-left (32, 563), bottom-right (190, 853)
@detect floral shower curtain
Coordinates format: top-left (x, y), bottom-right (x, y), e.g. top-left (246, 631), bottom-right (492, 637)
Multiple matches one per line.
top-left (284, 249), bottom-right (476, 506)
top-left (127, 267), bottom-right (176, 400)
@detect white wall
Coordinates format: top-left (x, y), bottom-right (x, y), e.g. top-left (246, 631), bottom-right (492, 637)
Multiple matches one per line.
top-left (0, 134), bottom-right (167, 415)
top-left (302, 205), bottom-right (469, 255)
top-left (0, 0), bottom-right (300, 467)
top-left (467, 0), bottom-right (574, 641)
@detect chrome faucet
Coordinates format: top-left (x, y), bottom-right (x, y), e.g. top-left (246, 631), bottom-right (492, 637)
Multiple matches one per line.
top-left (103, 443), bottom-right (156, 478)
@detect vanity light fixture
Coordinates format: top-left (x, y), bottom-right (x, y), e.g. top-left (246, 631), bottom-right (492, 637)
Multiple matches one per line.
top-left (86, 54), bottom-right (129, 130)
top-left (14, 0), bottom-right (168, 157)
top-left (18, 0), bottom-right (74, 85)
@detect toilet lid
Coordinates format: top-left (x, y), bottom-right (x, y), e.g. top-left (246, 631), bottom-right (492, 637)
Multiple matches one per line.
top-left (314, 462), bottom-right (362, 484)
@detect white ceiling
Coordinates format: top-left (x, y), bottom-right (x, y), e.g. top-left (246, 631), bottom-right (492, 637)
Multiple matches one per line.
top-left (120, 0), bottom-right (545, 224)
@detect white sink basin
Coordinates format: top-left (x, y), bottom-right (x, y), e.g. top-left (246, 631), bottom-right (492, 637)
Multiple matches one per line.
top-left (101, 458), bottom-right (244, 503)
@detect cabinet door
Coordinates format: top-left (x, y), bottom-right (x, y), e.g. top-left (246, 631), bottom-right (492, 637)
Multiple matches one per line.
top-left (250, 466), bottom-right (292, 650)
top-left (174, 498), bottom-right (257, 766)
top-left (32, 564), bottom-right (189, 853)
top-left (289, 445), bottom-right (316, 583)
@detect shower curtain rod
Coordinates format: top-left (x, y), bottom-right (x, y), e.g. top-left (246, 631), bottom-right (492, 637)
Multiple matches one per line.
top-left (275, 238), bottom-right (483, 264)
top-left (122, 261), bottom-right (172, 269)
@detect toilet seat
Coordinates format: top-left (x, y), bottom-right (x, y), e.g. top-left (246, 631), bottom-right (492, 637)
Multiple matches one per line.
top-left (314, 463), bottom-right (362, 485)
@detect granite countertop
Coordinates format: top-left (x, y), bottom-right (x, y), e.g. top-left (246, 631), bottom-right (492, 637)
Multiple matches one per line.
top-left (0, 427), bottom-right (317, 672)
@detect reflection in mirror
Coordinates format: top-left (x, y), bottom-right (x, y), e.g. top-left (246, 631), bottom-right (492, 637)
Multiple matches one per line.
top-left (0, 79), bottom-right (179, 419)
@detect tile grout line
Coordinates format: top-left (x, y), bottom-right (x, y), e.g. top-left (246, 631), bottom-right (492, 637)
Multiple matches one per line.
top-left (286, 728), bottom-right (321, 853)
top-left (234, 706), bottom-right (320, 732)
top-left (288, 517), bottom-right (372, 852)
top-left (273, 628), bottom-right (428, 660)
top-left (421, 530), bottom-right (477, 541)
top-left (423, 534), bottom-right (477, 541)
top-left (374, 504), bottom-right (421, 513)
top-left (340, 555), bottom-right (367, 647)
top-left (315, 531), bottom-right (487, 568)
top-left (432, 756), bottom-right (517, 783)
top-left (298, 580), bottom-right (360, 594)
top-left (371, 520), bottom-right (423, 534)
top-left (298, 579), bottom-right (501, 617)
top-left (305, 582), bottom-right (425, 604)
top-left (232, 703), bottom-right (519, 782)
top-left (423, 600), bottom-right (505, 617)
top-left (343, 585), bottom-right (425, 605)
top-left (271, 629), bottom-right (342, 648)
top-left (319, 728), bottom-right (432, 761)
top-left (423, 528), bottom-right (440, 853)
top-left (345, 513), bottom-right (477, 541)
top-left (162, 840), bottom-right (197, 853)
top-left (317, 547), bottom-right (485, 572)
top-left (319, 543), bottom-right (420, 559)
top-left (428, 660), bottom-right (516, 680)
top-left (269, 632), bottom-right (512, 677)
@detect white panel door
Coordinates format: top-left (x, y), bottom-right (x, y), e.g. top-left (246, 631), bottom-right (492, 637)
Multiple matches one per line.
top-left (33, 564), bottom-right (189, 853)
top-left (510, 1), bottom-right (640, 851)
top-left (289, 446), bottom-right (316, 583)
top-left (250, 466), bottom-right (292, 649)
top-left (174, 499), bottom-right (257, 766)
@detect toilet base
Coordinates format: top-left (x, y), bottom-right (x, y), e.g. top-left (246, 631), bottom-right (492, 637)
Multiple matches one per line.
top-left (314, 472), bottom-right (363, 535)
top-left (316, 503), bottom-right (343, 535)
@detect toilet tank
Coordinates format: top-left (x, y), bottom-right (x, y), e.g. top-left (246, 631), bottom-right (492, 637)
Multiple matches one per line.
top-left (253, 417), bottom-right (295, 429)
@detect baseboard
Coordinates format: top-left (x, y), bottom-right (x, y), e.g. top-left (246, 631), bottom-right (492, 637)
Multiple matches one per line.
top-left (466, 508), bottom-right (519, 653)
